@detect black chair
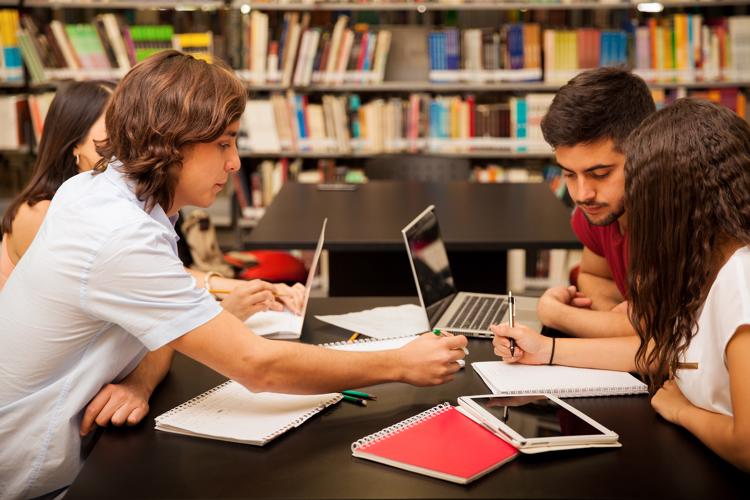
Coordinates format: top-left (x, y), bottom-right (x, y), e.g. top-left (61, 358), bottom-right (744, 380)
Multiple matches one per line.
top-left (363, 154), bottom-right (471, 182)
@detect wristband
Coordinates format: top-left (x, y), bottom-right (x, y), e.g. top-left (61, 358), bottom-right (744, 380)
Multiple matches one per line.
top-left (548, 337), bottom-right (556, 365)
top-left (203, 271), bottom-right (223, 292)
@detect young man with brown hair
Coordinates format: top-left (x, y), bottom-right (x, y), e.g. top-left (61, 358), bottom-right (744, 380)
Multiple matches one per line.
top-left (519, 67), bottom-right (656, 339)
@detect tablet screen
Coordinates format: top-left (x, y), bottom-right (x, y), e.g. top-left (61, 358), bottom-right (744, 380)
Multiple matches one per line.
top-left (473, 395), bottom-right (604, 438)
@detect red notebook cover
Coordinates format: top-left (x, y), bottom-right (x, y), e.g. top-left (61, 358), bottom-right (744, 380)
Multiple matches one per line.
top-left (351, 404), bottom-right (518, 484)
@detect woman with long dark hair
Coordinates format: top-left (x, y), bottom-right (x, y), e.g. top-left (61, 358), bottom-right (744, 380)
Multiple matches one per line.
top-left (492, 99), bottom-right (750, 472)
top-left (1, 80), bottom-right (114, 289)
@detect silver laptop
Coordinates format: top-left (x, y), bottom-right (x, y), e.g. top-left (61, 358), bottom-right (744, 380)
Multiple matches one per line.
top-left (402, 206), bottom-right (541, 338)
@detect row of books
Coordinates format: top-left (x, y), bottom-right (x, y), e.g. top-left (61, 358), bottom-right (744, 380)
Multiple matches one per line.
top-left (235, 12), bottom-right (390, 86)
top-left (633, 15), bottom-right (750, 84)
top-left (17, 14), bottom-right (213, 83)
top-left (0, 91), bottom-right (55, 149)
top-left (651, 86), bottom-right (747, 118)
top-left (238, 91), bottom-right (554, 155)
top-left (0, 9), bottom-right (22, 82)
top-left (471, 163), bottom-right (568, 199)
top-left (428, 24), bottom-right (542, 83)
top-left (232, 158), bottom-right (365, 212)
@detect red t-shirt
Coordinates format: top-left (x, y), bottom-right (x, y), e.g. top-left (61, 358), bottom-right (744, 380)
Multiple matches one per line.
top-left (570, 208), bottom-right (629, 299)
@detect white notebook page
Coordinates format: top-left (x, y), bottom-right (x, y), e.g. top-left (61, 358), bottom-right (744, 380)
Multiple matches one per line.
top-left (472, 361), bottom-right (648, 397)
top-left (155, 381), bottom-right (341, 445)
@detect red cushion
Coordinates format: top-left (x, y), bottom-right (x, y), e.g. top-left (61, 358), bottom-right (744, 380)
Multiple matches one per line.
top-left (228, 251), bottom-right (307, 283)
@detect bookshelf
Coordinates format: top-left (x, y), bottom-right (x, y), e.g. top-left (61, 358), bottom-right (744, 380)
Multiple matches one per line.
top-left (3, 0), bottom-right (750, 235)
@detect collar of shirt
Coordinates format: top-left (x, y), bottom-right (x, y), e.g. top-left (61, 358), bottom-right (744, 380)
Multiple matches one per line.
top-left (102, 159), bottom-right (181, 242)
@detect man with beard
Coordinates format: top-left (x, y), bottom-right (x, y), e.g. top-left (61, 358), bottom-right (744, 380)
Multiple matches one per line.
top-left (531, 68), bottom-right (655, 338)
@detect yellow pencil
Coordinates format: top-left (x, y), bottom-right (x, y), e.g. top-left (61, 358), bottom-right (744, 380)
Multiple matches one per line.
top-left (348, 332), bottom-right (360, 343)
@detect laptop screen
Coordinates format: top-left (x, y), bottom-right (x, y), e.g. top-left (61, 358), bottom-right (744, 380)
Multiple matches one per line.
top-left (402, 207), bottom-right (457, 325)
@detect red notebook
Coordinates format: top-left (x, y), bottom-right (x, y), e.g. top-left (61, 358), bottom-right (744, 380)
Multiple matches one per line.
top-left (351, 403), bottom-right (518, 484)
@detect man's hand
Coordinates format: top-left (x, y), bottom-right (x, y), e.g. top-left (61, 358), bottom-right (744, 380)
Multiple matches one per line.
top-left (80, 381), bottom-right (150, 436)
top-left (395, 333), bottom-right (468, 386)
top-left (537, 285), bottom-right (592, 325)
top-left (491, 323), bottom-right (553, 365)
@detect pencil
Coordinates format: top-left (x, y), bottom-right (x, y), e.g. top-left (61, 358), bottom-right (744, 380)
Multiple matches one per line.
top-left (676, 362), bottom-right (699, 370)
top-left (342, 394), bottom-right (367, 406)
top-left (432, 329), bottom-right (470, 355)
top-left (347, 332), bottom-right (360, 343)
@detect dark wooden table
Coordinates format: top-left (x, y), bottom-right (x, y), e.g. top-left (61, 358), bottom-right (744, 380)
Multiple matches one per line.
top-left (245, 182), bottom-right (580, 295)
top-left (66, 297), bottom-right (746, 499)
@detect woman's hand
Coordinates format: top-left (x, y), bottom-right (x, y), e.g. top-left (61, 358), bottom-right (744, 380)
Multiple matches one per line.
top-left (651, 379), bottom-right (693, 426)
top-left (491, 323), bottom-right (553, 365)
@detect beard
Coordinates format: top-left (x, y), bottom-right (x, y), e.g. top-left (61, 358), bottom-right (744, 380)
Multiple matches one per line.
top-left (577, 199), bottom-right (625, 227)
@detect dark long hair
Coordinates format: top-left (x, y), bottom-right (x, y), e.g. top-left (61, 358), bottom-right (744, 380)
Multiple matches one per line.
top-left (96, 50), bottom-right (246, 213)
top-left (1, 80), bottom-right (115, 235)
top-left (625, 99), bottom-right (750, 390)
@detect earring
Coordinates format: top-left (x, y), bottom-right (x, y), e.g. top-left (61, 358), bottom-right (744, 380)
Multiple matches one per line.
top-left (74, 154), bottom-right (80, 166)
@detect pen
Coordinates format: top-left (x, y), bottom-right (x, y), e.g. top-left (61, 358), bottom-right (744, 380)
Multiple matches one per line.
top-left (347, 332), bottom-right (360, 343)
top-left (508, 291), bottom-right (516, 357)
top-left (342, 394), bottom-right (367, 406)
top-left (432, 328), bottom-right (470, 355)
top-left (342, 390), bottom-right (376, 401)
top-left (676, 362), bottom-right (699, 370)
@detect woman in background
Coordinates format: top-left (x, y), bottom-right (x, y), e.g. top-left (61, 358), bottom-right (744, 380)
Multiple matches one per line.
top-left (493, 99), bottom-right (750, 472)
top-left (1, 80), bottom-right (114, 288)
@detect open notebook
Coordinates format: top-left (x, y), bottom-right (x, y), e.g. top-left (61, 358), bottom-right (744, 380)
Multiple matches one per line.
top-left (155, 380), bottom-right (341, 446)
top-left (352, 403), bottom-right (518, 484)
top-left (244, 219), bottom-right (326, 339)
top-left (472, 361), bottom-right (648, 397)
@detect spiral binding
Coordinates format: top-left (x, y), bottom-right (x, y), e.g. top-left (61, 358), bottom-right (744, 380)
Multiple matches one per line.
top-left (260, 393), bottom-right (343, 443)
top-left (497, 385), bottom-right (647, 397)
top-left (351, 402), bottom-right (451, 452)
top-left (320, 334), bottom-right (418, 348)
top-left (155, 380), bottom-right (233, 423)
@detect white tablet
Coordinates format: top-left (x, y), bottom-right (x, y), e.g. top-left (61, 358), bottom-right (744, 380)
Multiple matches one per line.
top-left (457, 394), bottom-right (620, 452)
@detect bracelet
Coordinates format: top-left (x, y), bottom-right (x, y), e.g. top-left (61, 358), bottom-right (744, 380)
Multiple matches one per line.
top-left (548, 337), bottom-right (556, 365)
top-left (203, 271), bottom-right (223, 292)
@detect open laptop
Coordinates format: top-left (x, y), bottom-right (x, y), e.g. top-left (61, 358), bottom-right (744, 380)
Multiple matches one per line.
top-left (402, 206), bottom-right (541, 338)
top-left (244, 218), bottom-right (327, 339)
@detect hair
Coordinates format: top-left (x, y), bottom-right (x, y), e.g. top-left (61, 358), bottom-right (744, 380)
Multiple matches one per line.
top-left (1, 80), bottom-right (115, 235)
top-left (541, 67), bottom-right (656, 152)
top-left (625, 98), bottom-right (750, 390)
top-left (96, 50), bottom-right (247, 213)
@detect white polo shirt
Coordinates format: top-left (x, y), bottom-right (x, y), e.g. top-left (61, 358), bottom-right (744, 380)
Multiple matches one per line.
top-left (676, 246), bottom-right (750, 416)
top-left (0, 162), bottom-right (222, 499)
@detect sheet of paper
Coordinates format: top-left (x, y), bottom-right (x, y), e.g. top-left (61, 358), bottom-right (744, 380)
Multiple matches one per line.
top-left (246, 310), bottom-right (302, 339)
top-left (315, 304), bottom-right (430, 339)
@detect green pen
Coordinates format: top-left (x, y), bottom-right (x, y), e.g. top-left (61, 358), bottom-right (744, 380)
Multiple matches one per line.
top-left (433, 328), bottom-right (470, 355)
top-left (342, 390), bottom-right (377, 401)
top-left (341, 394), bottom-right (367, 406)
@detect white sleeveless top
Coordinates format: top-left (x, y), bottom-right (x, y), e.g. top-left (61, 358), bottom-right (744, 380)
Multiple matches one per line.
top-left (675, 246), bottom-right (750, 417)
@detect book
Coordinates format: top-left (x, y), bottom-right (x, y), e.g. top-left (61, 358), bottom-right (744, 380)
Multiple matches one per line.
top-left (155, 380), bottom-right (342, 446)
top-left (351, 403), bottom-right (518, 484)
top-left (472, 361), bottom-right (648, 398)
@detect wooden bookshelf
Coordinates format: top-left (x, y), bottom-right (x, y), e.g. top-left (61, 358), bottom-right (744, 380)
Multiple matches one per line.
top-left (24, 0), bottom-right (225, 9)
top-left (238, 150), bottom-right (555, 159)
top-left (234, 1), bottom-right (750, 12)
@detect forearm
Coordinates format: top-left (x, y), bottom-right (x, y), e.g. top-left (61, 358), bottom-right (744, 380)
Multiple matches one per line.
top-left (577, 272), bottom-right (623, 311)
top-left (121, 347), bottom-right (174, 395)
top-left (544, 300), bottom-right (635, 338)
top-left (552, 336), bottom-right (640, 371)
top-left (676, 406), bottom-right (750, 472)
top-left (171, 313), bottom-right (404, 394)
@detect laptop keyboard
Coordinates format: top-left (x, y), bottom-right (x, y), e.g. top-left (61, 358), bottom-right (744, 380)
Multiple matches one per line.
top-left (446, 295), bottom-right (507, 331)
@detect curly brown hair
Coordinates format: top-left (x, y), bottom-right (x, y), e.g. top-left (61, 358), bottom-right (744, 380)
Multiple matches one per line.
top-left (624, 98), bottom-right (750, 390)
top-left (96, 50), bottom-right (246, 212)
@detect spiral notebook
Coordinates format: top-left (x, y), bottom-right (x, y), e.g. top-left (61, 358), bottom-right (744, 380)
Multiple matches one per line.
top-left (472, 362), bottom-right (648, 397)
top-left (154, 380), bottom-right (342, 446)
top-left (351, 403), bottom-right (518, 484)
